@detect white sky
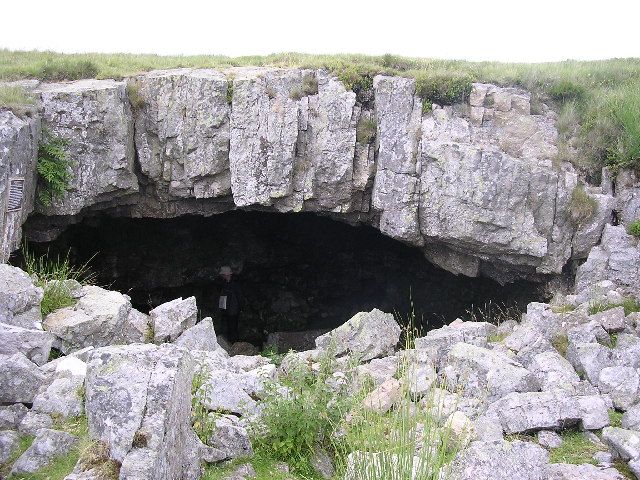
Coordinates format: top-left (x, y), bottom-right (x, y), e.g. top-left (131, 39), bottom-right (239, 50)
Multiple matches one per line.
top-left (2, 0), bottom-right (640, 62)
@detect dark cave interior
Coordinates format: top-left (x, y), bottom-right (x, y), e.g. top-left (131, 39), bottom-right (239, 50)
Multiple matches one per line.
top-left (22, 211), bottom-right (546, 346)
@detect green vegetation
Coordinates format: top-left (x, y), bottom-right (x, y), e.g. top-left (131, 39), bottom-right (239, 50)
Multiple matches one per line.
top-left (588, 297), bottom-right (640, 316)
top-left (355, 117), bottom-right (376, 144)
top-left (0, 85), bottom-right (36, 116)
top-left (36, 130), bottom-right (72, 207)
top-left (260, 345), bottom-right (286, 366)
top-left (0, 435), bottom-right (34, 478)
top-left (465, 301), bottom-right (523, 327)
top-left (3, 50), bottom-right (640, 173)
top-left (191, 367), bottom-right (218, 444)
top-left (551, 334), bottom-right (569, 357)
top-left (5, 416), bottom-right (118, 480)
top-left (548, 429), bottom-right (600, 465)
top-left (628, 219), bottom-right (640, 238)
top-left (568, 185), bottom-right (598, 226)
top-left (126, 81), bottom-right (145, 111)
top-left (21, 246), bottom-right (95, 316)
top-left (609, 409), bottom-right (623, 428)
top-left (551, 304), bottom-right (576, 314)
top-left (203, 452), bottom-right (300, 480)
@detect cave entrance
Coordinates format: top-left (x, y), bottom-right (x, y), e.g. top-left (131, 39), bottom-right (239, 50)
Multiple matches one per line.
top-left (23, 211), bottom-right (545, 348)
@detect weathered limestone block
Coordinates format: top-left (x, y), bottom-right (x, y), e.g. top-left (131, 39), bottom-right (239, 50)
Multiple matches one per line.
top-left (35, 79), bottom-right (137, 216)
top-left (414, 321), bottom-right (496, 365)
top-left (229, 68), bottom-right (358, 212)
top-left (575, 224), bottom-right (640, 298)
top-left (0, 110), bottom-right (39, 261)
top-left (10, 428), bottom-right (78, 474)
top-left (205, 414), bottom-right (253, 461)
top-left (43, 285), bottom-right (133, 352)
top-left (315, 308), bottom-right (401, 361)
top-left (485, 391), bottom-right (609, 433)
top-left (0, 429), bottom-right (21, 464)
top-left (150, 296), bottom-right (197, 343)
top-left (32, 360), bottom-right (85, 417)
top-left (548, 463), bottom-right (626, 480)
top-left (441, 343), bottom-right (537, 402)
top-left (175, 317), bottom-right (225, 353)
top-left (85, 343), bottom-right (200, 479)
top-left (447, 439), bottom-right (549, 480)
top-left (0, 322), bottom-right (54, 365)
top-left (0, 352), bottom-right (46, 403)
top-left (572, 192), bottom-right (616, 258)
top-left (615, 168), bottom-right (640, 227)
top-left (0, 264), bottom-right (43, 329)
top-left (132, 69), bottom-right (231, 199)
top-left (372, 75), bottom-right (423, 244)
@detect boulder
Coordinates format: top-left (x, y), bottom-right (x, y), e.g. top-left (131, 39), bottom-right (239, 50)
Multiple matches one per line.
top-left (538, 430), bottom-right (562, 449)
top-left (548, 463), bottom-right (626, 479)
top-left (0, 429), bottom-right (21, 464)
top-left (0, 264), bottom-right (43, 329)
top-left (361, 378), bottom-right (402, 414)
top-left (197, 369), bottom-right (259, 417)
top-left (591, 307), bottom-right (627, 334)
top-left (205, 414), bottom-right (253, 460)
top-left (504, 324), bottom-right (555, 366)
top-left (485, 391), bottom-right (609, 433)
top-left (622, 403), bottom-right (640, 430)
top-left (0, 352), bottom-right (46, 403)
top-left (315, 309), bottom-right (400, 362)
top-left (0, 322), bottom-right (54, 366)
top-left (35, 79), bottom-right (137, 216)
top-left (10, 428), bottom-right (78, 474)
top-left (175, 317), bottom-right (224, 352)
top-left (528, 350), bottom-right (581, 391)
top-left (116, 307), bottom-right (150, 344)
top-left (0, 403), bottom-right (28, 429)
top-left (447, 439), bottom-right (549, 480)
top-left (85, 343), bottom-right (200, 479)
top-left (32, 361), bottom-right (85, 417)
top-left (150, 296), bottom-right (197, 343)
top-left (18, 411), bottom-right (53, 435)
top-left (353, 356), bottom-right (398, 391)
top-left (414, 321), bottom-right (496, 364)
top-left (602, 427), bottom-right (640, 461)
top-left (43, 285), bottom-right (133, 353)
top-left (228, 355), bottom-right (270, 372)
top-left (597, 366), bottom-right (640, 410)
top-left (441, 343), bottom-right (537, 402)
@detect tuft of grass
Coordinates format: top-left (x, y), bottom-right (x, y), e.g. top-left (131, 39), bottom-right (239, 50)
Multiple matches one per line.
top-left (568, 185), bottom-right (598, 226)
top-left (36, 129), bottom-right (72, 207)
top-left (627, 219), bottom-right (640, 238)
top-left (551, 304), bottom-right (576, 314)
top-left (548, 430), bottom-right (600, 465)
top-left (414, 71), bottom-right (473, 106)
top-left (548, 79), bottom-right (586, 103)
top-left (260, 345), bottom-right (285, 366)
top-left (588, 298), bottom-right (640, 316)
top-left (36, 59), bottom-right (99, 82)
top-left (226, 77), bottom-right (234, 105)
top-left (191, 366), bottom-right (218, 444)
top-left (609, 409), bottom-right (623, 428)
top-left (552, 334), bottom-right (569, 357)
top-left (464, 301), bottom-right (523, 327)
top-left (301, 75), bottom-right (318, 96)
top-left (355, 117), bottom-right (376, 144)
top-left (126, 81), bottom-right (145, 111)
top-left (289, 87), bottom-right (303, 101)
top-left (21, 246), bottom-right (95, 316)
top-left (0, 85), bottom-right (36, 116)
top-left (203, 451), bottom-right (303, 480)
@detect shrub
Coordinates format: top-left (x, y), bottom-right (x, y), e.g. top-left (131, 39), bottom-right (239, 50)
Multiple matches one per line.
top-left (414, 73), bottom-right (473, 106)
top-left (0, 85), bottom-right (36, 116)
top-left (21, 247), bottom-right (95, 316)
top-left (628, 219), bottom-right (640, 238)
top-left (568, 185), bottom-right (598, 226)
top-left (191, 367), bottom-right (218, 444)
top-left (548, 80), bottom-right (586, 103)
top-left (251, 347), bottom-right (352, 474)
top-left (36, 130), bottom-right (72, 207)
top-left (37, 59), bottom-right (99, 81)
top-left (356, 117), bottom-right (376, 144)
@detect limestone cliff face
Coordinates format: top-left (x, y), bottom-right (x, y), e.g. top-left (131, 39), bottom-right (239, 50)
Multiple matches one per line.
top-left (0, 68), bottom-right (619, 282)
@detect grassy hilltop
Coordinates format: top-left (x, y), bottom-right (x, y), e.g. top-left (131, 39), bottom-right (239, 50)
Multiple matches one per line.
top-left (1, 49), bottom-right (639, 177)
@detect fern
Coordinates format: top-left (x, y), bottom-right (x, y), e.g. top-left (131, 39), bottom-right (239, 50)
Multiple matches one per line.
top-left (37, 130), bottom-right (72, 206)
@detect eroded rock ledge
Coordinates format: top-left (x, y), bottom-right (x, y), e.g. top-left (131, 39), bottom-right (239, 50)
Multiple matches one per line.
top-left (1, 68), bottom-right (620, 282)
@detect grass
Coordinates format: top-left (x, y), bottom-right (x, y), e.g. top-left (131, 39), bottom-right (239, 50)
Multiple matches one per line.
top-left (3, 50), bottom-right (640, 173)
top-left (5, 416), bottom-right (119, 480)
top-left (548, 429), bottom-right (600, 465)
top-left (20, 246), bottom-right (95, 316)
top-left (260, 345), bottom-right (286, 366)
top-left (551, 304), bottom-right (576, 314)
top-left (568, 185), bottom-right (598, 226)
top-left (0, 435), bottom-right (34, 478)
top-left (588, 298), bottom-right (640, 316)
top-left (355, 117), bottom-right (376, 144)
top-left (628, 219), bottom-right (640, 238)
top-left (0, 85), bottom-right (36, 116)
top-left (609, 409), bottom-right (623, 428)
top-left (551, 334), bottom-right (569, 357)
top-left (203, 452), bottom-right (303, 480)
top-left (464, 301), bottom-right (523, 327)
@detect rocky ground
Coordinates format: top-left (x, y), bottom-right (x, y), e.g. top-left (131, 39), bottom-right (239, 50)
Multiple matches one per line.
top-left (0, 222), bottom-right (639, 479)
